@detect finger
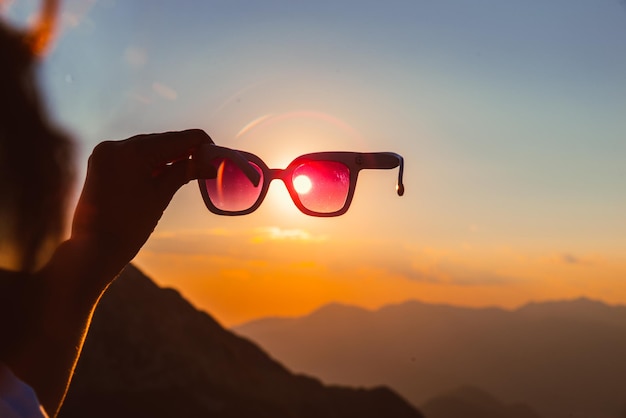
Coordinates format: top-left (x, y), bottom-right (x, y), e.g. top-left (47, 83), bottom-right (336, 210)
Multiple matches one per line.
top-left (194, 144), bottom-right (261, 187)
top-left (124, 129), bottom-right (214, 167)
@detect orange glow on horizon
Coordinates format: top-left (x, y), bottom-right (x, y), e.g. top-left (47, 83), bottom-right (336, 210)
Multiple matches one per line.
top-left (134, 231), bottom-right (626, 327)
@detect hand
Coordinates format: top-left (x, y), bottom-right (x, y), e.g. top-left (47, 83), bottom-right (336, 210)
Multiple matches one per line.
top-left (70, 129), bottom-right (255, 279)
top-left (17, 129), bottom-right (261, 417)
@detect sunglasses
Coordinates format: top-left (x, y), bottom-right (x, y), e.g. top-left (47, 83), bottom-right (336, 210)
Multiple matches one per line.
top-left (197, 148), bottom-right (404, 217)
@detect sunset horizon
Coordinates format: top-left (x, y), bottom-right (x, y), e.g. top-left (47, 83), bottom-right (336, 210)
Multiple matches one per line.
top-left (134, 215), bottom-right (626, 327)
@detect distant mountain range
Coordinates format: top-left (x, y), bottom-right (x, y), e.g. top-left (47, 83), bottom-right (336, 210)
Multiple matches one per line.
top-left (58, 265), bottom-right (422, 418)
top-left (421, 386), bottom-right (543, 418)
top-left (235, 298), bottom-right (626, 418)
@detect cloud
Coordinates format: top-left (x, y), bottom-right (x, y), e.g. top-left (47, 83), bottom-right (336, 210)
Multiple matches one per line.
top-left (543, 253), bottom-right (598, 266)
top-left (61, 0), bottom-right (97, 30)
top-left (142, 229), bottom-right (515, 288)
top-left (128, 91), bottom-right (152, 105)
top-left (144, 226), bottom-right (326, 257)
top-left (62, 12), bottom-right (82, 28)
top-left (561, 253), bottom-right (581, 265)
top-left (391, 261), bottom-right (515, 286)
top-left (251, 227), bottom-right (327, 243)
top-left (152, 82), bottom-right (178, 100)
top-left (151, 228), bottom-right (236, 239)
top-left (124, 46), bottom-right (148, 69)
top-left (143, 229), bottom-right (235, 256)
top-left (381, 246), bottom-right (518, 286)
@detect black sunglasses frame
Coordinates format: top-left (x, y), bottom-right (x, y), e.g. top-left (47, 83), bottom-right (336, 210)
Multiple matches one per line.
top-left (198, 151), bottom-right (404, 217)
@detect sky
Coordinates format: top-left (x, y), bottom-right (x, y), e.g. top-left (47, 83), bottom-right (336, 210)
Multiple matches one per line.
top-left (5, 0), bottom-right (626, 326)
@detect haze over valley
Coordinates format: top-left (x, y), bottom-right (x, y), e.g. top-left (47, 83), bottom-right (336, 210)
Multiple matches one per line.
top-left (236, 297), bottom-right (626, 418)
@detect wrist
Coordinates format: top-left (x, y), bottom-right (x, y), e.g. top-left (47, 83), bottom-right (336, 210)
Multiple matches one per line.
top-left (42, 239), bottom-right (126, 304)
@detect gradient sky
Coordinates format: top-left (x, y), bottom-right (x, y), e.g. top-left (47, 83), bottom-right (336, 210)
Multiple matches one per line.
top-left (6, 0), bottom-right (626, 326)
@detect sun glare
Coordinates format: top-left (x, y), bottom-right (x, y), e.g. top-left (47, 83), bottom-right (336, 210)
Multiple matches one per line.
top-left (293, 174), bottom-right (313, 194)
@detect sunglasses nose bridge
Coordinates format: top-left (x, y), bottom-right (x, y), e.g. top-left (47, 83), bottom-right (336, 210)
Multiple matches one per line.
top-left (267, 168), bottom-right (301, 203)
top-left (269, 168), bottom-right (285, 178)
top-left (267, 167), bottom-right (288, 184)
top-left (266, 168), bottom-right (292, 191)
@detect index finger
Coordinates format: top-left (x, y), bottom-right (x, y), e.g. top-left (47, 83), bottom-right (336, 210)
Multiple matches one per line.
top-left (124, 129), bottom-right (214, 166)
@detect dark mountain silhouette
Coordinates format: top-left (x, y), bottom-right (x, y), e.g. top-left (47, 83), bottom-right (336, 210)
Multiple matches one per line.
top-left (421, 386), bottom-right (542, 418)
top-left (235, 299), bottom-right (626, 418)
top-left (58, 265), bottom-right (422, 418)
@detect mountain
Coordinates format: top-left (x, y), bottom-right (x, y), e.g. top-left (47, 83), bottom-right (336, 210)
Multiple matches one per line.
top-left (235, 299), bottom-right (626, 418)
top-left (421, 386), bottom-right (542, 418)
top-left (58, 265), bottom-right (422, 418)
top-left (517, 297), bottom-right (626, 325)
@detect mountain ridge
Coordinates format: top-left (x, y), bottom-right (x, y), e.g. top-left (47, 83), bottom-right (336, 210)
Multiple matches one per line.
top-left (59, 264), bottom-right (423, 418)
top-left (236, 296), bottom-right (626, 328)
top-left (421, 386), bottom-right (544, 418)
top-left (235, 296), bottom-right (626, 418)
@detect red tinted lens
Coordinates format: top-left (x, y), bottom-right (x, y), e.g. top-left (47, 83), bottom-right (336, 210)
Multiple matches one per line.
top-left (204, 158), bottom-right (263, 212)
top-left (292, 160), bottom-right (350, 213)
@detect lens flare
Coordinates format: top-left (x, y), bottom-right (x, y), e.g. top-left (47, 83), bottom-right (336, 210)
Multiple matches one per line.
top-left (293, 175), bottom-right (312, 194)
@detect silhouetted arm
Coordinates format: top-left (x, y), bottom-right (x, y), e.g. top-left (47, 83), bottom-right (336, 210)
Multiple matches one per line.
top-left (5, 129), bottom-right (247, 417)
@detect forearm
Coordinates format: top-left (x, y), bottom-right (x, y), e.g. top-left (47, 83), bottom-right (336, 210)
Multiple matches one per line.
top-left (7, 238), bottom-right (122, 417)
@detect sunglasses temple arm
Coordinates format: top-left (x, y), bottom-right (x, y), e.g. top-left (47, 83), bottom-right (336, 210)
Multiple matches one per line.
top-left (359, 152), bottom-right (405, 196)
top-left (194, 144), bottom-right (261, 187)
top-left (396, 154), bottom-right (405, 196)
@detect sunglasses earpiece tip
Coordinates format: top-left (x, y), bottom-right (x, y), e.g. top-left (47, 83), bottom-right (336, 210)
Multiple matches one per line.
top-left (396, 184), bottom-right (405, 196)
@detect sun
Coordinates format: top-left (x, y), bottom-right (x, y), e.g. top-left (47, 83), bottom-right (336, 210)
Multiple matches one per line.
top-left (293, 174), bottom-right (313, 194)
